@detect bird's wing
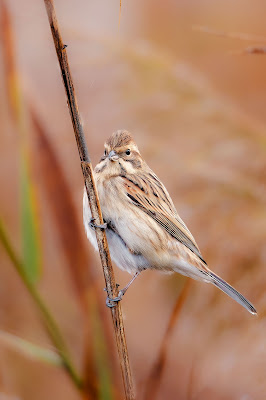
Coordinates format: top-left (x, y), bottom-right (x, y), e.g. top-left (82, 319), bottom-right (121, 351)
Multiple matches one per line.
top-left (121, 169), bottom-right (207, 264)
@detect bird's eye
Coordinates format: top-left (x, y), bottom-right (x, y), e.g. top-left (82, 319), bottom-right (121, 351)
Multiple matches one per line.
top-left (104, 149), bottom-right (107, 156)
top-left (125, 149), bottom-right (131, 155)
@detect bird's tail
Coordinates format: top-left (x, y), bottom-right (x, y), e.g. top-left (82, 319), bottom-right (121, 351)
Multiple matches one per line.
top-left (209, 271), bottom-right (257, 315)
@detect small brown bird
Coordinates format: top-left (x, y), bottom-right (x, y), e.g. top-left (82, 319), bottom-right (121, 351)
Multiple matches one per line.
top-left (83, 130), bottom-right (256, 315)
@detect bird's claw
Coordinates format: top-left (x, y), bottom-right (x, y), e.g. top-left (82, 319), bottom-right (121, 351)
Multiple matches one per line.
top-left (89, 218), bottom-right (107, 230)
top-left (105, 290), bottom-right (124, 308)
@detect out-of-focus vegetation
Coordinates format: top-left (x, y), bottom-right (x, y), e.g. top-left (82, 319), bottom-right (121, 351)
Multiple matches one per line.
top-left (0, 0), bottom-right (266, 399)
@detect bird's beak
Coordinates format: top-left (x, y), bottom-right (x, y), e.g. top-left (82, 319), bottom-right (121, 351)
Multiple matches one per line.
top-left (108, 150), bottom-right (119, 161)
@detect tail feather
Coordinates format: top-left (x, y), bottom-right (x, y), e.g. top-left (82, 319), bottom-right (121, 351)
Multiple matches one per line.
top-left (210, 272), bottom-right (257, 315)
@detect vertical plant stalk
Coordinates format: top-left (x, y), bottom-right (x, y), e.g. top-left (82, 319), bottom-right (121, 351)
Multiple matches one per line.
top-left (143, 279), bottom-right (191, 400)
top-left (30, 105), bottom-right (120, 397)
top-left (43, 1), bottom-right (135, 399)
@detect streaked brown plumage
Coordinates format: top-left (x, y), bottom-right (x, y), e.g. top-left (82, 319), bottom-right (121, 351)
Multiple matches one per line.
top-left (83, 130), bottom-right (257, 314)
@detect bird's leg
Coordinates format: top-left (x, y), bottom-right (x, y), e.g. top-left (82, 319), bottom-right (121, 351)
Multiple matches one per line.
top-left (106, 271), bottom-right (141, 308)
top-left (89, 217), bottom-right (107, 230)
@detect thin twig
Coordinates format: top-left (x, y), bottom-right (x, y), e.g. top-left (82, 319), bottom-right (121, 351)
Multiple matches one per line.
top-left (43, 1), bottom-right (135, 399)
top-left (192, 25), bottom-right (266, 42)
top-left (143, 279), bottom-right (191, 400)
top-left (0, 220), bottom-right (82, 388)
top-left (192, 25), bottom-right (266, 56)
top-left (230, 46), bottom-right (266, 55)
top-left (119, 0), bottom-right (122, 27)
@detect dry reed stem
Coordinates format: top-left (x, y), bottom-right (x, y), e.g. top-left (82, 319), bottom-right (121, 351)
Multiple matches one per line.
top-left (143, 279), bottom-right (191, 400)
top-left (43, 1), bottom-right (135, 399)
top-left (31, 104), bottom-right (122, 396)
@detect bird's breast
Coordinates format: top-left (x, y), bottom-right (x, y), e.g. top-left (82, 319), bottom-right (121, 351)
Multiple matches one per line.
top-left (96, 176), bottom-right (170, 265)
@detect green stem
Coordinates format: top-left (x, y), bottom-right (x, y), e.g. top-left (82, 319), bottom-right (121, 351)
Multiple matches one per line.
top-left (0, 219), bottom-right (82, 388)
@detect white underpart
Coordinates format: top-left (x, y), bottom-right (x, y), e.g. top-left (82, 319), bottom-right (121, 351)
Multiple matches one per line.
top-left (83, 188), bottom-right (209, 281)
top-left (83, 189), bottom-right (149, 274)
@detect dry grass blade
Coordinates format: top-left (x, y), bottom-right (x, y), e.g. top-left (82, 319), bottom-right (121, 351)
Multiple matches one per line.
top-left (143, 280), bottom-right (191, 400)
top-left (30, 106), bottom-right (91, 300)
top-left (241, 46), bottom-right (266, 55)
top-left (0, 331), bottom-right (62, 366)
top-left (193, 25), bottom-right (266, 42)
top-left (43, 1), bottom-right (135, 399)
top-left (229, 46), bottom-right (266, 55)
top-left (193, 25), bottom-right (266, 56)
top-left (119, 0), bottom-right (122, 27)
top-left (0, 0), bottom-right (18, 120)
top-left (1, 0), bottom-right (41, 284)
top-left (0, 219), bottom-right (82, 388)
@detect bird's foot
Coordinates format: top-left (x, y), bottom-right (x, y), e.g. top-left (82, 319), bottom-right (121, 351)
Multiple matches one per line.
top-left (89, 218), bottom-right (107, 230)
top-left (104, 288), bottom-right (125, 308)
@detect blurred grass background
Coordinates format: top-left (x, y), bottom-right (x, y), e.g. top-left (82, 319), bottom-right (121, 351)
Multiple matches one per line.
top-left (0, 0), bottom-right (266, 399)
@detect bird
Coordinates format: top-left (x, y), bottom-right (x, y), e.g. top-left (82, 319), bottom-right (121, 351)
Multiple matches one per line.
top-left (83, 129), bottom-right (257, 315)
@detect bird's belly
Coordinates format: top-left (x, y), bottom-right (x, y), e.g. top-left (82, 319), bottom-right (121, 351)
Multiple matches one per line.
top-left (83, 189), bottom-right (149, 274)
top-left (96, 181), bottom-right (176, 267)
top-left (101, 208), bottom-right (171, 272)
top-left (106, 229), bottom-right (149, 274)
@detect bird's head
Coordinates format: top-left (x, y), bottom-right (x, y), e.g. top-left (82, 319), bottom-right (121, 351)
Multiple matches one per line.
top-left (95, 130), bottom-right (143, 175)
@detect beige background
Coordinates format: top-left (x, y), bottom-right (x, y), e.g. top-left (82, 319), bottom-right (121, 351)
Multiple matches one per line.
top-left (0, 1), bottom-right (266, 399)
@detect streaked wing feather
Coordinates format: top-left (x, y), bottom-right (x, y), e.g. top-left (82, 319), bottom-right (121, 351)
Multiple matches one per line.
top-left (122, 170), bottom-right (206, 264)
